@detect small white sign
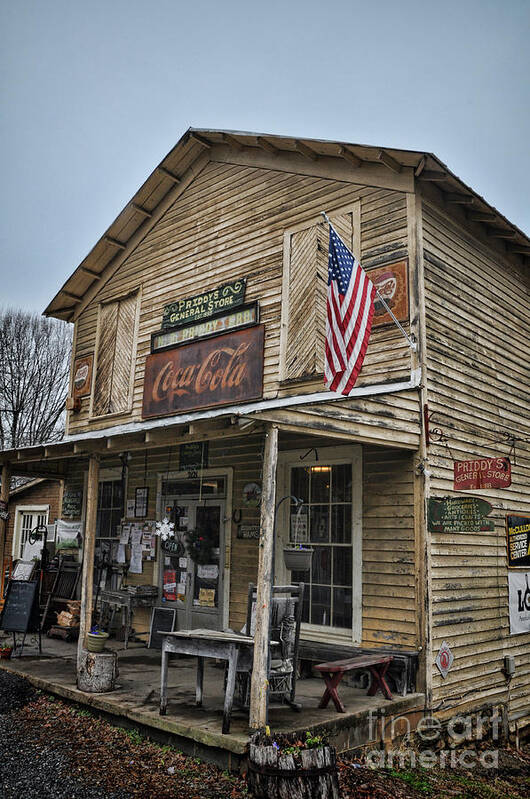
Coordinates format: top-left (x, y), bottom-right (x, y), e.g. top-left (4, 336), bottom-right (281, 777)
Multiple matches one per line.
top-left (126, 499), bottom-right (136, 518)
top-left (508, 572), bottom-right (530, 635)
top-left (197, 563), bottom-right (219, 580)
top-left (179, 557), bottom-right (188, 569)
top-left (435, 640), bottom-right (454, 679)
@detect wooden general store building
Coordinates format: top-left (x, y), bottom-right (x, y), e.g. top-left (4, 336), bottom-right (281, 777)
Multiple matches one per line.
top-left (1, 129), bottom-right (529, 748)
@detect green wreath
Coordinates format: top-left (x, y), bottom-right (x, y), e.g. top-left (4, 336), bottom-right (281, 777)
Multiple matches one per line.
top-left (185, 527), bottom-right (215, 564)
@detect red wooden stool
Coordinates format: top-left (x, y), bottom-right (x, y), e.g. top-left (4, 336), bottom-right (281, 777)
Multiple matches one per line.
top-left (314, 655), bottom-right (394, 712)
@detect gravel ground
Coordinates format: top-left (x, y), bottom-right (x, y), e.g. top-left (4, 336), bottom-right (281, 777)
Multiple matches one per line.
top-left (0, 672), bottom-right (130, 799)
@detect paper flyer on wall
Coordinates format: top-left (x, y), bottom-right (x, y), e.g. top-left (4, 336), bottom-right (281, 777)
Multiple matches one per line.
top-left (129, 544), bottom-right (143, 573)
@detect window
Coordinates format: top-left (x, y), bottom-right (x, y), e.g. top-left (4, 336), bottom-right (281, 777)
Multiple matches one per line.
top-left (290, 464), bottom-right (354, 630)
top-left (93, 292), bottom-right (139, 416)
top-left (14, 508), bottom-right (49, 559)
top-left (281, 206), bottom-right (359, 381)
top-left (96, 479), bottom-right (123, 538)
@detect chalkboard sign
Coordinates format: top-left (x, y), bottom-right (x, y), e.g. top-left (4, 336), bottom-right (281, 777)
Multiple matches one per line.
top-left (62, 487), bottom-right (83, 518)
top-left (148, 607), bottom-right (176, 650)
top-left (0, 580), bottom-right (40, 634)
top-left (428, 497), bottom-right (494, 533)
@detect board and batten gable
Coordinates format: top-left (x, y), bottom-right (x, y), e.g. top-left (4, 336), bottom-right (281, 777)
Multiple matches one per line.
top-left (66, 156), bottom-right (420, 443)
top-left (420, 193), bottom-right (530, 724)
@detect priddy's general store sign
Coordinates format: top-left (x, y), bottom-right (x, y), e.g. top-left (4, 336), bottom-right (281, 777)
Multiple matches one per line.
top-left (142, 326), bottom-right (264, 418)
top-left (161, 279), bottom-right (247, 329)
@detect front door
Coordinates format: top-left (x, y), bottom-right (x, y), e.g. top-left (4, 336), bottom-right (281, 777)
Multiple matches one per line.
top-left (13, 508), bottom-right (49, 560)
top-left (160, 497), bottom-right (225, 631)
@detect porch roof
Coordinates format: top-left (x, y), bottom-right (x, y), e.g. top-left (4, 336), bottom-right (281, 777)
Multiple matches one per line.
top-left (44, 127), bottom-right (530, 322)
top-left (0, 369), bottom-right (422, 475)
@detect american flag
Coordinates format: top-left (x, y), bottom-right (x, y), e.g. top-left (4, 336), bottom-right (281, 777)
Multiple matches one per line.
top-left (324, 225), bottom-right (376, 395)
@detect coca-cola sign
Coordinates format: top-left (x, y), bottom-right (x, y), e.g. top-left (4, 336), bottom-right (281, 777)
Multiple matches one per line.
top-left (142, 326), bottom-right (264, 418)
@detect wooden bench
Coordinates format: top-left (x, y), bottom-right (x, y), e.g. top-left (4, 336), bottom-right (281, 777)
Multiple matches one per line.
top-left (314, 655), bottom-right (393, 712)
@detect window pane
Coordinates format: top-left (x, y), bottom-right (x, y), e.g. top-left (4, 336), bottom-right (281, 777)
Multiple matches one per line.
top-left (291, 467), bottom-right (309, 503)
top-left (332, 464), bottom-right (352, 502)
top-left (113, 480), bottom-right (123, 506)
top-left (331, 505), bottom-right (352, 543)
top-left (110, 509), bottom-right (122, 537)
top-left (310, 505), bottom-right (329, 542)
top-left (333, 547), bottom-right (352, 586)
top-left (311, 586), bottom-right (331, 626)
top-left (311, 467), bottom-right (331, 503)
top-left (99, 509), bottom-right (111, 538)
top-left (333, 587), bottom-right (352, 629)
top-left (312, 546), bottom-right (331, 585)
top-left (101, 481), bottom-right (112, 508)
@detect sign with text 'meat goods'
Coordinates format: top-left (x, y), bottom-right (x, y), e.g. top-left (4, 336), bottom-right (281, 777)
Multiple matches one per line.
top-left (142, 325), bottom-right (264, 418)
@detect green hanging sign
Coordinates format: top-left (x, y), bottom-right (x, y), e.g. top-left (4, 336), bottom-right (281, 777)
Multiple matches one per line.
top-left (428, 496), bottom-right (495, 533)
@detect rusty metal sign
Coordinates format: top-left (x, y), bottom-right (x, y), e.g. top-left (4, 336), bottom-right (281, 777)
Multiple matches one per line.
top-left (454, 457), bottom-right (511, 491)
top-left (142, 325), bottom-right (264, 418)
top-left (428, 496), bottom-right (495, 533)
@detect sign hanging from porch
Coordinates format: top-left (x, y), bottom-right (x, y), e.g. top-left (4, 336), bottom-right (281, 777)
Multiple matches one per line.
top-left (508, 572), bottom-right (530, 634)
top-left (162, 279), bottom-right (247, 329)
top-left (142, 326), bottom-right (264, 418)
top-left (453, 457), bottom-right (511, 491)
top-left (179, 442), bottom-right (209, 474)
top-left (428, 497), bottom-right (494, 533)
top-left (506, 515), bottom-right (530, 568)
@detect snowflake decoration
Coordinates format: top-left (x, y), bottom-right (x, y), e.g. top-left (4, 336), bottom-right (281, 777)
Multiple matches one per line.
top-left (155, 517), bottom-right (175, 541)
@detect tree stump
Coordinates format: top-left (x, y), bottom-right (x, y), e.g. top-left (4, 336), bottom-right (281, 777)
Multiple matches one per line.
top-left (247, 732), bottom-right (340, 799)
top-left (77, 648), bottom-right (119, 693)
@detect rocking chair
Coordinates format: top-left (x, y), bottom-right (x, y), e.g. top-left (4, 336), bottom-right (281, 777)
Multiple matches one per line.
top-left (235, 582), bottom-right (305, 711)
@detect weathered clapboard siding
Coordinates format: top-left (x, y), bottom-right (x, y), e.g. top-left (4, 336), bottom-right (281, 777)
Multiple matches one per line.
top-left (362, 447), bottom-right (417, 649)
top-left (68, 160), bottom-right (418, 440)
top-left (422, 198), bottom-right (530, 722)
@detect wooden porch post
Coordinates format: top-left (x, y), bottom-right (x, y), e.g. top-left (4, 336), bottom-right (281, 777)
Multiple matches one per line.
top-left (249, 423), bottom-right (278, 730)
top-left (0, 463), bottom-right (11, 601)
top-left (77, 454), bottom-right (99, 669)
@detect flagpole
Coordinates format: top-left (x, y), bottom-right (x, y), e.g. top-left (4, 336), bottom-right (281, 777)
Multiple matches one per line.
top-left (321, 211), bottom-right (417, 352)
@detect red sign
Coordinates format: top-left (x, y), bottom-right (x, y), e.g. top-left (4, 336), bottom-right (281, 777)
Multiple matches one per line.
top-left (453, 457), bottom-right (511, 491)
top-left (142, 325), bottom-right (264, 418)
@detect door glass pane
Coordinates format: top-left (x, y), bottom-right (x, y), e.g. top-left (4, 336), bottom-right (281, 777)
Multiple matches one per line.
top-left (332, 464), bottom-right (352, 502)
top-left (331, 505), bottom-right (351, 543)
top-left (192, 506), bottom-right (221, 608)
top-left (291, 467), bottom-right (309, 503)
top-left (333, 547), bottom-right (352, 586)
top-left (312, 546), bottom-right (331, 585)
top-left (333, 587), bottom-right (352, 628)
top-left (310, 467), bottom-right (331, 503)
top-left (311, 586), bottom-right (331, 626)
top-left (310, 505), bottom-right (329, 542)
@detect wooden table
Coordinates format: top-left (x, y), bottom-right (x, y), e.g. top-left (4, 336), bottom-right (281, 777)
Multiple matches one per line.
top-left (100, 589), bottom-right (157, 649)
top-left (159, 629), bottom-right (255, 734)
top-left (315, 655), bottom-right (394, 712)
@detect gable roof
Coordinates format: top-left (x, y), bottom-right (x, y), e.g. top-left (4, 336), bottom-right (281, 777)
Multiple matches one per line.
top-left (44, 127), bottom-right (530, 321)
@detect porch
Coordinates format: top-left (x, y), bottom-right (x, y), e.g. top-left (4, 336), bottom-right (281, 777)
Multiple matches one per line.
top-left (0, 638), bottom-right (425, 770)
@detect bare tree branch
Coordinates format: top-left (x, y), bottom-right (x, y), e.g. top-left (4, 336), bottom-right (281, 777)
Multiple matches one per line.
top-left (0, 308), bottom-right (72, 450)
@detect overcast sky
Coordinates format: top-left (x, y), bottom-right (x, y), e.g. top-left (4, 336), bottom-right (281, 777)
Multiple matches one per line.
top-left (1, 0), bottom-right (529, 314)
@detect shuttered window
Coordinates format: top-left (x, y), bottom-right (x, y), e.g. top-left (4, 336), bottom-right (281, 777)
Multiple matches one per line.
top-left (282, 209), bottom-right (357, 381)
top-left (93, 292), bottom-right (138, 416)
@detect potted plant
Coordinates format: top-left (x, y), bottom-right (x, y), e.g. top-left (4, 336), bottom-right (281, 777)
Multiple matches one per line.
top-left (248, 728), bottom-right (339, 798)
top-left (283, 504), bottom-right (313, 571)
top-left (86, 625), bottom-right (109, 653)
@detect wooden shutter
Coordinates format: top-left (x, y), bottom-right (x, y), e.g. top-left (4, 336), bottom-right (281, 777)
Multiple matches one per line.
top-left (93, 293), bottom-right (137, 416)
top-left (110, 293), bottom-right (137, 414)
top-left (285, 212), bottom-right (354, 380)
